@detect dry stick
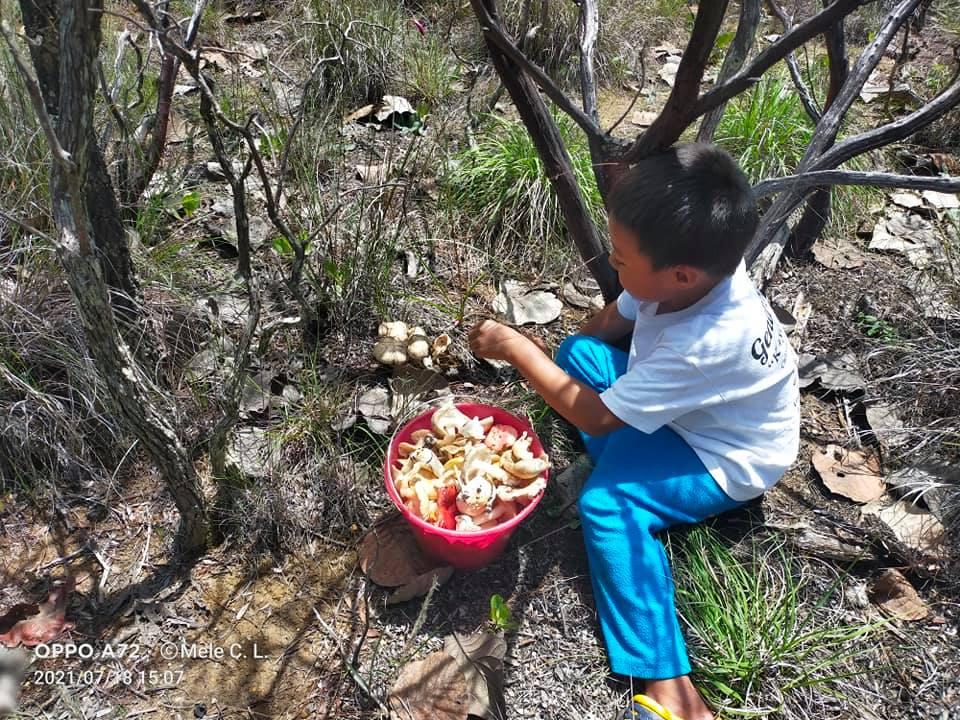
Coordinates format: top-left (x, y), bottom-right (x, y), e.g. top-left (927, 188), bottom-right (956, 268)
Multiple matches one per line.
top-left (625, 0), bottom-right (729, 161)
top-left (764, 0), bottom-right (822, 122)
top-left (471, 0), bottom-right (606, 144)
top-left (578, 0), bottom-right (600, 124)
top-left (747, 0), bottom-right (926, 274)
top-left (754, 169), bottom-right (960, 196)
top-left (698, 0), bottom-right (763, 142)
top-left (604, 45), bottom-right (647, 135)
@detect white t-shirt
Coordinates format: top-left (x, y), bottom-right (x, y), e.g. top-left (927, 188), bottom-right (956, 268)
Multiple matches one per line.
top-left (599, 261), bottom-right (800, 501)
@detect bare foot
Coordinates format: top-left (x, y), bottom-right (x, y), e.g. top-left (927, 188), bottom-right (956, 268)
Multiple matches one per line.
top-left (644, 676), bottom-right (714, 720)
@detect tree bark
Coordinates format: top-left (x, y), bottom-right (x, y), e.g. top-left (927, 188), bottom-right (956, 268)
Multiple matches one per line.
top-left (11, 0), bottom-right (209, 555)
top-left (19, 0), bottom-right (140, 322)
top-left (470, 0), bottom-right (620, 302)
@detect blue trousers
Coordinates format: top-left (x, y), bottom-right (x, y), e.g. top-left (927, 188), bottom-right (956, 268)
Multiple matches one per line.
top-left (555, 334), bottom-right (743, 680)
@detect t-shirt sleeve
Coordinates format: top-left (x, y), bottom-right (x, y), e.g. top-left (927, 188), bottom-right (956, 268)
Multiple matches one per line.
top-left (616, 291), bottom-right (639, 320)
top-left (599, 344), bottom-right (726, 434)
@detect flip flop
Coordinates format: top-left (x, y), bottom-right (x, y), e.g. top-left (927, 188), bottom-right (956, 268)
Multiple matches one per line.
top-left (618, 694), bottom-right (684, 720)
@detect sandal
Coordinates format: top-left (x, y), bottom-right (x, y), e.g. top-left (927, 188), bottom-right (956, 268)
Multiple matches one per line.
top-left (619, 694), bottom-right (683, 720)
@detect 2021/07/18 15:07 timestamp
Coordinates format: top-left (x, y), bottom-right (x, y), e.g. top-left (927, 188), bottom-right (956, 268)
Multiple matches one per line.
top-left (31, 668), bottom-right (185, 688)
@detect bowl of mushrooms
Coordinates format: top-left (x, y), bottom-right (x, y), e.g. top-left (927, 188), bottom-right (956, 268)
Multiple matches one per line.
top-left (384, 400), bottom-right (550, 569)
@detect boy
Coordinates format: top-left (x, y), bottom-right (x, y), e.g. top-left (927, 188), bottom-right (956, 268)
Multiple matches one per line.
top-left (468, 143), bottom-right (800, 720)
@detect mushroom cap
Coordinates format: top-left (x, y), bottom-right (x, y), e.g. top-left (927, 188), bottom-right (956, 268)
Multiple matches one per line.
top-left (431, 333), bottom-right (451, 358)
top-left (406, 334), bottom-right (430, 360)
top-left (378, 321), bottom-right (409, 341)
top-left (373, 337), bottom-right (407, 365)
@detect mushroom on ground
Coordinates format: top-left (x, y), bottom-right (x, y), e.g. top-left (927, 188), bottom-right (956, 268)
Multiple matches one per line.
top-left (378, 321), bottom-right (410, 341)
top-left (373, 337), bottom-right (407, 365)
top-left (406, 326), bottom-right (431, 366)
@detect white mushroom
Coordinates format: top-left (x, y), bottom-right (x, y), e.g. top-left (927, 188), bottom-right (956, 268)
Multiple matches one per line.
top-left (511, 432), bottom-right (534, 461)
top-left (431, 333), bottom-right (451, 360)
top-left (455, 514), bottom-right (483, 532)
top-left (431, 402), bottom-right (471, 436)
top-left (409, 446), bottom-right (445, 479)
top-left (378, 321), bottom-right (410, 341)
top-left (373, 337), bottom-right (407, 365)
top-left (456, 477), bottom-right (495, 516)
top-left (498, 477), bottom-right (546, 504)
top-left (501, 453), bottom-right (550, 481)
top-left (406, 327), bottom-right (431, 364)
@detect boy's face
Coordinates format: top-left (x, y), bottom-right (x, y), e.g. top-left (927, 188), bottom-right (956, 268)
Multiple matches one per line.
top-left (608, 218), bottom-right (688, 303)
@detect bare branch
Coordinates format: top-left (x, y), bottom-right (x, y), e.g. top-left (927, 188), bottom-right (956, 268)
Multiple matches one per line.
top-left (814, 76), bottom-right (960, 170)
top-left (578, 0), bottom-right (600, 124)
top-left (606, 45), bottom-right (647, 135)
top-left (692, 0), bottom-right (869, 122)
top-left (626, 0), bottom-right (729, 160)
top-left (471, 0), bottom-right (605, 142)
top-left (0, 20), bottom-right (74, 172)
top-left (754, 170), bottom-right (960, 196)
top-left (764, 0), bottom-right (822, 122)
top-left (698, 0), bottom-right (762, 142)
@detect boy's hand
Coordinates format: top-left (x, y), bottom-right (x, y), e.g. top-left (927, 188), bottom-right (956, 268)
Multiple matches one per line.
top-left (468, 319), bottom-right (543, 362)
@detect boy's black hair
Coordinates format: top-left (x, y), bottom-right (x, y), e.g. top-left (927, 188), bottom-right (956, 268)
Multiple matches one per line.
top-left (606, 143), bottom-right (758, 277)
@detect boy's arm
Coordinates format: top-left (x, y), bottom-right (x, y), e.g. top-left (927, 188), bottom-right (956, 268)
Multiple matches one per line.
top-left (468, 320), bottom-right (625, 437)
top-left (579, 299), bottom-right (634, 343)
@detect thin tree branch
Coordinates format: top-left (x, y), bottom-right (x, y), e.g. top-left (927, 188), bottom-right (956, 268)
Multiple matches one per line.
top-left (0, 20), bottom-right (74, 172)
top-left (577, 0), bottom-right (600, 124)
top-left (692, 0), bottom-right (869, 122)
top-left (764, 0), bottom-right (822, 122)
top-left (698, 0), bottom-right (762, 142)
top-left (813, 76), bottom-right (960, 171)
top-left (754, 170), bottom-right (960, 196)
top-left (471, 0), bottom-right (605, 143)
top-left (625, 0), bottom-right (729, 160)
top-left (605, 45), bottom-right (647, 135)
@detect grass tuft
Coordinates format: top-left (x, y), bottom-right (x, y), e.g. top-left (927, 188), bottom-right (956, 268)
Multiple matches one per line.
top-left (671, 527), bottom-right (882, 716)
top-left (444, 111), bottom-right (604, 261)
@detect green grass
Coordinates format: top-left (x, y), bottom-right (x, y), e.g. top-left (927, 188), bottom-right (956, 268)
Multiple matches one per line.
top-left (670, 527), bottom-right (882, 716)
top-left (444, 111), bottom-right (605, 258)
top-left (715, 74), bottom-right (816, 184)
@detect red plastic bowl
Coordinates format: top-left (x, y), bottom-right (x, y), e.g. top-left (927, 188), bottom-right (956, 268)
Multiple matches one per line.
top-left (384, 402), bottom-right (549, 570)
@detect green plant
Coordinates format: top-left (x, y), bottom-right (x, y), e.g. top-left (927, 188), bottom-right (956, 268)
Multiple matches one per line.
top-left (715, 73), bottom-right (815, 183)
top-left (401, 32), bottom-right (461, 107)
top-left (445, 111), bottom-right (604, 258)
top-left (670, 527), bottom-right (882, 716)
top-left (856, 312), bottom-right (900, 343)
top-left (489, 593), bottom-right (518, 631)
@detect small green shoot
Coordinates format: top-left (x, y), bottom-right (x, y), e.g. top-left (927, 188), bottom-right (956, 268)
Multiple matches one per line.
top-left (489, 594), bottom-right (518, 632)
top-left (181, 190), bottom-right (201, 217)
top-left (856, 312), bottom-right (900, 343)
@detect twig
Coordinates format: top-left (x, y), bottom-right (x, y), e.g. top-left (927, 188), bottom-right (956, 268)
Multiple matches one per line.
top-left (577, 0), bottom-right (600, 124)
top-left (605, 44), bottom-right (647, 135)
top-left (313, 609), bottom-right (389, 713)
top-left (764, 0), bottom-right (822, 122)
top-left (470, 0), bottom-right (605, 143)
top-left (753, 169), bottom-right (960, 196)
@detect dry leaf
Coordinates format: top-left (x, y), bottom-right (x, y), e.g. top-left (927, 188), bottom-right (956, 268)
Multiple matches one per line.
top-left (811, 240), bottom-right (866, 269)
top-left (443, 633), bottom-right (507, 720)
top-left (862, 500), bottom-right (947, 558)
top-left (344, 104), bottom-right (375, 124)
top-left (630, 110), bottom-right (659, 127)
top-left (0, 578), bottom-right (75, 648)
top-left (356, 163), bottom-right (390, 184)
top-left (870, 568), bottom-right (929, 621)
top-left (890, 191), bottom-right (923, 209)
top-left (388, 651), bottom-right (469, 720)
top-left (921, 190), bottom-right (959, 209)
top-left (386, 566), bottom-right (454, 606)
top-left (797, 353), bottom-right (866, 391)
top-left (359, 513), bottom-right (447, 587)
top-left (812, 444), bottom-right (885, 503)
top-left (492, 280), bottom-right (563, 325)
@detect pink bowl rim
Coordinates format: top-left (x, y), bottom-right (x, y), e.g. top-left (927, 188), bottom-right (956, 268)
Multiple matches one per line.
top-left (383, 402), bottom-right (549, 540)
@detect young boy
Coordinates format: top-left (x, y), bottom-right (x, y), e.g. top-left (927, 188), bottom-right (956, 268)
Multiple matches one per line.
top-left (468, 143), bottom-right (800, 720)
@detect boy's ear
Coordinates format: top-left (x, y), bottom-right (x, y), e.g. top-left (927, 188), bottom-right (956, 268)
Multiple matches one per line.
top-left (671, 265), bottom-right (705, 288)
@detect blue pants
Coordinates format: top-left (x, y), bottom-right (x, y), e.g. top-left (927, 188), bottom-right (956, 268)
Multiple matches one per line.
top-left (555, 334), bottom-right (743, 680)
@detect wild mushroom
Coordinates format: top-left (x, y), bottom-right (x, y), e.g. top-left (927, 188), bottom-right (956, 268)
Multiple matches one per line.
top-left (431, 333), bottom-right (451, 360)
top-left (406, 326), bottom-right (431, 366)
top-left (498, 477), bottom-right (546, 504)
top-left (373, 337), bottom-right (407, 365)
top-left (431, 402), bottom-right (471, 436)
top-left (501, 452), bottom-right (550, 481)
top-left (378, 320), bottom-right (409, 341)
top-left (456, 477), bottom-right (495, 516)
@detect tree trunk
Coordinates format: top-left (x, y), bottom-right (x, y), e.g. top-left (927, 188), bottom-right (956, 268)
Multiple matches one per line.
top-left (24, 0), bottom-right (210, 555)
top-left (470, 0), bottom-right (620, 302)
top-left (20, 0), bottom-right (140, 322)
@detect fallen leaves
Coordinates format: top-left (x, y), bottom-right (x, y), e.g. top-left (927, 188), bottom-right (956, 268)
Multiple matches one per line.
top-left (797, 353), bottom-right (866, 392)
top-left (812, 445), bottom-right (885, 503)
top-left (870, 569), bottom-right (929, 621)
top-left (862, 499), bottom-right (947, 560)
top-left (0, 577), bottom-right (75, 648)
top-left (492, 280), bottom-right (562, 325)
top-left (359, 513), bottom-right (453, 602)
top-left (387, 631), bottom-right (508, 720)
